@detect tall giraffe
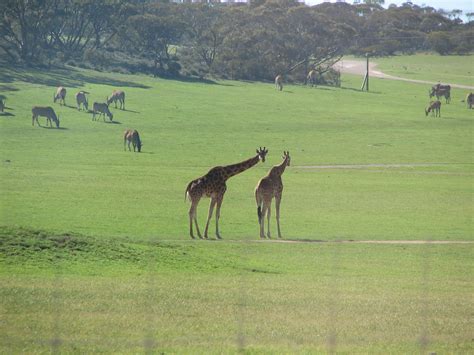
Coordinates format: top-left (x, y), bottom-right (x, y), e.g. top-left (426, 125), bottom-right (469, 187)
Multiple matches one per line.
top-left (185, 147), bottom-right (268, 239)
top-left (255, 151), bottom-right (290, 239)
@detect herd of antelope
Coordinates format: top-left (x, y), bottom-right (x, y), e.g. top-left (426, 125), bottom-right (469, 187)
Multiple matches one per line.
top-left (273, 72), bottom-right (473, 118)
top-left (27, 86), bottom-right (142, 152)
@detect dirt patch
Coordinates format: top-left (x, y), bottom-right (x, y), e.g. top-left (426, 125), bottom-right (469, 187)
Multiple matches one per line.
top-left (334, 60), bottom-right (474, 90)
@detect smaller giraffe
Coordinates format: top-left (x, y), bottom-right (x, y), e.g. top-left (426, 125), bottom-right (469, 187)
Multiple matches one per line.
top-left (255, 151), bottom-right (291, 239)
top-left (185, 147), bottom-right (268, 240)
top-left (275, 74), bottom-right (283, 91)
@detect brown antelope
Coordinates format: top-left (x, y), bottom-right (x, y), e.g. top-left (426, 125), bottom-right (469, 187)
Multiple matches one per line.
top-left (107, 90), bottom-right (125, 110)
top-left (32, 106), bottom-right (60, 128)
top-left (307, 69), bottom-right (317, 87)
top-left (425, 100), bottom-right (441, 117)
top-left (275, 75), bottom-right (283, 91)
top-left (75, 91), bottom-right (89, 111)
top-left (54, 87), bottom-right (67, 106)
top-left (429, 84), bottom-right (451, 104)
top-left (185, 147), bottom-right (268, 239)
top-left (92, 102), bottom-right (113, 121)
top-left (255, 151), bottom-right (290, 239)
top-left (123, 129), bottom-right (142, 152)
top-left (466, 92), bottom-right (474, 109)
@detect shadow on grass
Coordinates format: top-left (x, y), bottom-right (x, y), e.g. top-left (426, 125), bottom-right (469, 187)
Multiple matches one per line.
top-left (0, 63), bottom-right (235, 88)
top-left (121, 108), bottom-right (140, 114)
top-left (105, 120), bottom-right (121, 125)
top-left (158, 75), bottom-right (233, 86)
top-left (0, 65), bottom-right (151, 90)
top-left (0, 85), bottom-right (19, 92)
top-left (340, 86), bottom-right (382, 94)
top-left (37, 126), bottom-right (69, 130)
top-left (0, 112), bottom-right (15, 117)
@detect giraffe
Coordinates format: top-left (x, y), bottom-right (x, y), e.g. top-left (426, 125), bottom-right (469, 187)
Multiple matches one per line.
top-left (275, 74), bottom-right (283, 91)
top-left (255, 151), bottom-right (290, 239)
top-left (185, 147), bottom-right (268, 240)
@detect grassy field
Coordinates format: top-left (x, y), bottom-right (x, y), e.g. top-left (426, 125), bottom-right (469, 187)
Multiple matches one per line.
top-left (0, 54), bottom-right (473, 352)
top-left (373, 53), bottom-right (474, 87)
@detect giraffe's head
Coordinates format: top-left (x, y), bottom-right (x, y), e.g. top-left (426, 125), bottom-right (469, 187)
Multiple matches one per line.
top-left (256, 147), bottom-right (268, 163)
top-left (283, 151), bottom-right (291, 166)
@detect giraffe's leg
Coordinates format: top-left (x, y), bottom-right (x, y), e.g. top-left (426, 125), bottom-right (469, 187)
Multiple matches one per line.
top-left (189, 200), bottom-right (198, 239)
top-left (203, 198), bottom-right (216, 239)
top-left (189, 202), bottom-right (196, 239)
top-left (194, 216), bottom-right (202, 239)
top-left (266, 202), bottom-right (272, 239)
top-left (215, 196), bottom-right (224, 239)
top-left (275, 195), bottom-right (282, 239)
top-left (260, 204), bottom-right (267, 239)
top-left (189, 199), bottom-right (202, 239)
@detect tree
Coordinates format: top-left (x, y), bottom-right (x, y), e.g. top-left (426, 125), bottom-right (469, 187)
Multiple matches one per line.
top-left (427, 31), bottom-right (454, 55)
top-left (0, 0), bottom-right (57, 63)
top-left (121, 6), bottom-right (184, 76)
top-left (182, 4), bottom-right (225, 76)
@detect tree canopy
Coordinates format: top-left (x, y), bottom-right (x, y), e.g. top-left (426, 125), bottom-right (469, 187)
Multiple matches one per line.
top-left (0, 0), bottom-right (472, 81)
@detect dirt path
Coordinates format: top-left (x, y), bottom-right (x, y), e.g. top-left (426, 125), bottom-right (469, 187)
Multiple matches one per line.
top-left (166, 239), bottom-right (473, 245)
top-left (295, 163), bottom-right (469, 169)
top-left (334, 60), bottom-right (474, 90)
top-left (249, 239), bottom-right (473, 245)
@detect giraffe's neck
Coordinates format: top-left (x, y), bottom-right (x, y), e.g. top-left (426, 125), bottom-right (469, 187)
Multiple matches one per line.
top-left (270, 158), bottom-right (288, 177)
top-left (221, 155), bottom-right (260, 180)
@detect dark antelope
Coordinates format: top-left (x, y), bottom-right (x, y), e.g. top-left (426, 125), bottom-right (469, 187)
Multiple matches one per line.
top-left (32, 106), bottom-right (60, 128)
top-left (92, 102), bottom-right (113, 121)
top-left (75, 91), bottom-right (89, 111)
top-left (466, 92), bottom-right (474, 109)
top-left (307, 69), bottom-right (317, 87)
top-left (255, 151), bottom-right (290, 239)
top-left (185, 147), bottom-right (268, 240)
top-left (107, 90), bottom-right (125, 110)
top-left (54, 87), bottom-right (67, 106)
top-left (123, 129), bottom-right (142, 152)
top-left (429, 84), bottom-right (451, 104)
top-left (425, 100), bottom-right (441, 117)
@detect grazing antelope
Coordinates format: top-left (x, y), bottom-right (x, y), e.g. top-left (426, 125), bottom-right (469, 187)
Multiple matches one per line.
top-left (92, 102), bottom-right (113, 121)
top-left (255, 151), bottom-right (290, 239)
top-left (429, 84), bottom-right (451, 104)
top-left (466, 92), bottom-right (474, 109)
top-left (185, 147), bottom-right (268, 240)
top-left (307, 69), bottom-right (317, 87)
top-left (123, 129), bottom-right (142, 152)
top-left (54, 86), bottom-right (67, 106)
top-left (32, 106), bottom-right (60, 128)
top-left (425, 100), bottom-right (441, 117)
top-left (75, 91), bottom-right (89, 111)
top-left (107, 90), bottom-right (125, 110)
top-left (275, 75), bottom-right (283, 91)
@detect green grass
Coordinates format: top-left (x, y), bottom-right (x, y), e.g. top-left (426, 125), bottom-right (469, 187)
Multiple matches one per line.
top-left (1, 228), bottom-right (473, 353)
top-left (0, 62), bottom-right (472, 241)
top-left (0, 54), bottom-right (473, 352)
top-left (372, 54), bottom-right (474, 87)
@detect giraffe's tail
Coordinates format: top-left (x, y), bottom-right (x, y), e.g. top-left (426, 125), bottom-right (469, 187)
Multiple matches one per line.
top-left (185, 181), bottom-right (193, 202)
